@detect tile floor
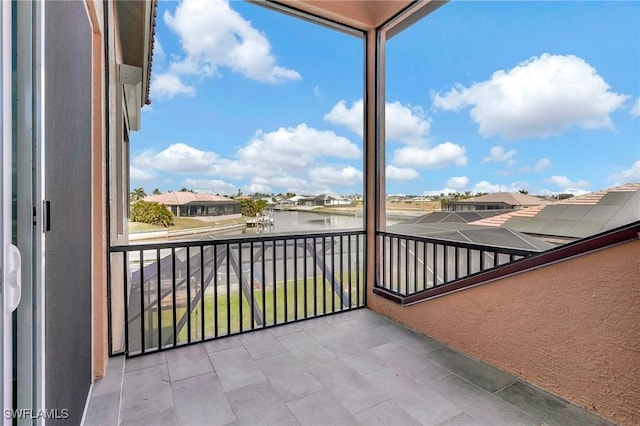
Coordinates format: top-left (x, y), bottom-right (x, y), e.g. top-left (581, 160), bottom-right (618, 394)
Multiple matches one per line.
top-left (84, 308), bottom-right (614, 426)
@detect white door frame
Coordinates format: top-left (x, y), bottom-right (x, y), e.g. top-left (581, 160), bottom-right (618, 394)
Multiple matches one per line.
top-left (1, 2), bottom-right (21, 424)
top-left (32, 0), bottom-right (47, 422)
top-left (9, 1), bottom-right (46, 424)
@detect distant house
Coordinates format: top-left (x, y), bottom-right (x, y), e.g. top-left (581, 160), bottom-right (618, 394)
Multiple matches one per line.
top-left (298, 194), bottom-right (353, 207)
top-left (143, 192), bottom-right (241, 220)
top-left (444, 192), bottom-right (550, 212)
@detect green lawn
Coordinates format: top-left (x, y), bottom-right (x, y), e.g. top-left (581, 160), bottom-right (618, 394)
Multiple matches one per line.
top-left (139, 274), bottom-right (364, 347)
top-left (129, 216), bottom-right (248, 233)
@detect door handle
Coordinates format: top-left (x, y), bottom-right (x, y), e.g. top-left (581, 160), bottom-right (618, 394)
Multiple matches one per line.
top-left (4, 244), bottom-right (21, 313)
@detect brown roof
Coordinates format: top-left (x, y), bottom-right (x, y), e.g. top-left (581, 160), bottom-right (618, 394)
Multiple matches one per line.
top-left (143, 192), bottom-right (235, 206)
top-left (454, 192), bottom-right (551, 206)
top-left (553, 183), bottom-right (640, 206)
top-left (471, 183), bottom-right (640, 228)
top-left (471, 205), bottom-right (547, 227)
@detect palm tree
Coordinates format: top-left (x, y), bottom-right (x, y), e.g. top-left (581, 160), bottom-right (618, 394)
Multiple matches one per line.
top-left (130, 187), bottom-right (147, 201)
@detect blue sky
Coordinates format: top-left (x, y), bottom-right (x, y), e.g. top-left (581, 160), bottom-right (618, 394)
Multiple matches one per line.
top-left (131, 0), bottom-right (640, 197)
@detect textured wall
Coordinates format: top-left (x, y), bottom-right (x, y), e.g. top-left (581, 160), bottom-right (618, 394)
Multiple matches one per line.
top-left (369, 239), bottom-right (640, 425)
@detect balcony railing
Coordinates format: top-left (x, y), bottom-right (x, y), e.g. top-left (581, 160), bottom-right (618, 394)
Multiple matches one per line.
top-left (375, 231), bottom-right (536, 298)
top-left (375, 221), bottom-right (640, 305)
top-left (108, 230), bottom-right (365, 357)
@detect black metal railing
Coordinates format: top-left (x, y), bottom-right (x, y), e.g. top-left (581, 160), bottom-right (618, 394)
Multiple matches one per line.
top-left (108, 230), bottom-right (365, 357)
top-left (375, 231), bottom-right (536, 297)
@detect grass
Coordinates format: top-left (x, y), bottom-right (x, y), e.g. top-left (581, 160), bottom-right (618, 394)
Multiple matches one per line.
top-left (129, 216), bottom-right (248, 233)
top-left (138, 274), bottom-right (364, 348)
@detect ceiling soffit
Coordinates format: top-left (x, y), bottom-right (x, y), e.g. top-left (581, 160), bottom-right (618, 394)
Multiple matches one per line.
top-left (260, 0), bottom-right (446, 34)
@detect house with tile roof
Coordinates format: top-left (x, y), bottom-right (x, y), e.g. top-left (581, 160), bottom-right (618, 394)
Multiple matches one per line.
top-left (143, 192), bottom-right (241, 220)
top-left (443, 192), bottom-right (551, 212)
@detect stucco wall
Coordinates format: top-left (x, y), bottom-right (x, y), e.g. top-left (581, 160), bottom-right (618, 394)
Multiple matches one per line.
top-left (368, 239), bottom-right (640, 425)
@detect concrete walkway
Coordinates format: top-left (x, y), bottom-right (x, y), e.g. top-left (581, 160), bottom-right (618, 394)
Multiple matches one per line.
top-left (85, 309), bottom-right (613, 426)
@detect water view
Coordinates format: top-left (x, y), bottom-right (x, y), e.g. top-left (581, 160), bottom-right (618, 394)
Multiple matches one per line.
top-left (159, 210), bottom-right (404, 242)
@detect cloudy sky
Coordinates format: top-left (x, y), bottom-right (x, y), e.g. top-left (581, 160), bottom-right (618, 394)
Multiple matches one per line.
top-left (131, 0), bottom-right (639, 197)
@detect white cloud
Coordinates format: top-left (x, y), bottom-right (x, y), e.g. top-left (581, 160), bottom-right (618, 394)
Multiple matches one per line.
top-left (565, 188), bottom-right (590, 196)
top-left (130, 166), bottom-right (156, 182)
top-left (607, 160), bottom-right (640, 183)
top-left (183, 178), bottom-right (238, 195)
top-left (153, 37), bottom-right (166, 64)
top-left (433, 54), bottom-right (629, 139)
top-left (482, 146), bottom-right (516, 163)
top-left (324, 99), bottom-right (431, 144)
top-left (471, 180), bottom-right (502, 193)
top-left (386, 166), bottom-right (419, 182)
top-left (151, 73), bottom-right (196, 100)
top-left (631, 97), bottom-right (640, 118)
top-left (446, 176), bottom-right (469, 190)
top-left (471, 180), bottom-right (526, 194)
top-left (324, 100), bottom-right (362, 135)
top-left (134, 143), bottom-right (218, 174)
top-left (534, 158), bottom-right (552, 173)
top-left (386, 101), bottom-right (431, 145)
top-left (393, 142), bottom-right (468, 169)
top-left (544, 175), bottom-right (590, 190)
top-left (325, 99), bottom-right (466, 175)
top-left (423, 179), bottom-right (527, 196)
top-left (163, 0), bottom-right (300, 86)
top-left (539, 187), bottom-right (590, 196)
top-left (518, 158), bottom-right (552, 174)
top-left (238, 124), bottom-right (360, 169)
top-left (309, 166), bottom-right (363, 187)
top-left (245, 175), bottom-right (312, 194)
top-left (131, 122), bottom-right (364, 196)
top-left (151, 0), bottom-right (300, 100)
top-left (245, 181), bottom-right (272, 194)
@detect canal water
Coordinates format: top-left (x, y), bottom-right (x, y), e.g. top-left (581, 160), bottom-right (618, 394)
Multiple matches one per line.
top-left (234, 210), bottom-right (405, 236)
top-left (163, 210), bottom-right (403, 242)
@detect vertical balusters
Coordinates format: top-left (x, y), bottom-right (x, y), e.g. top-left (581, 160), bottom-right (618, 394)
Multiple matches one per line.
top-left (356, 234), bottom-right (360, 307)
top-left (123, 252), bottom-right (129, 355)
top-left (272, 240), bottom-right (277, 325)
top-left (186, 246), bottom-right (191, 343)
top-left (443, 245), bottom-right (448, 285)
top-left (293, 238), bottom-right (298, 320)
top-left (261, 240), bottom-right (266, 327)
top-left (250, 242), bottom-right (255, 330)
top-left (156, 248), bottom-right (162, 351)
top-left (303, 237), bottom-right (308, 318)
top-left (171, 247), bottom-right (177, 347)
top-left (214, 245), bottom-right (218, 338)
top-left (283, 238), bottom-right (288, 322)
top-left (348, 235), bottom-right (352, 309)
top-left (226, 244), bottom-right (231, 335)
top-left (313, 237), bottom-right (318, 316)
top-left (238, 243), bottom-right (243, 333)
top-left (339, 236), bottom-right (344, 310)
top-left (200, 246), bottom-right (205, 341)
top-left (322, 237), bottom-right (327, 314)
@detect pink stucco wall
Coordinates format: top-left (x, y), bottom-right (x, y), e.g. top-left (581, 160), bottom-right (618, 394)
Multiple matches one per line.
top-left (368, 239), bottom-right (640, 425)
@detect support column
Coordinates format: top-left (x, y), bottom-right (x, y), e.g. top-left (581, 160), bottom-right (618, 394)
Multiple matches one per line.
top-left (364, 28), bottom-right (386, 301)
